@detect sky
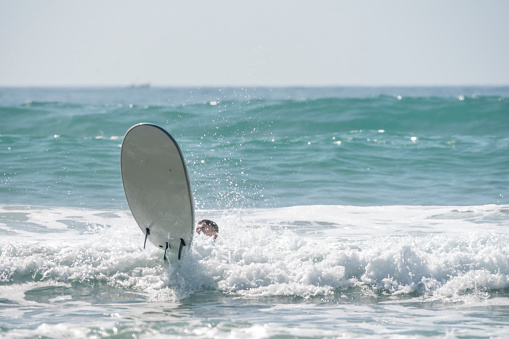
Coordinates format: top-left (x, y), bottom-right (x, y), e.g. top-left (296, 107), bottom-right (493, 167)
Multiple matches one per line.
top-left (1, 0), bottom-right (508, 87)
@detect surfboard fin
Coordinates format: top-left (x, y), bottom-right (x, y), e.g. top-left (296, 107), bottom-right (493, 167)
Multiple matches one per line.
top-left (143, 228), bottom-right (150, 249)
top-left (163, 242), bottom-right (170, 261)
top-left (178, 238), bottom-right (186, 260)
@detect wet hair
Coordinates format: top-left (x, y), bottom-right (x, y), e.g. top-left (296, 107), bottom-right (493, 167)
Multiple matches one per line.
top-left (198, 219), bottom-right (219, 232)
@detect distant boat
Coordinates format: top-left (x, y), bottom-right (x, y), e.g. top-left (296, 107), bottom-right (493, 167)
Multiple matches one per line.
top-left (127, 83), bottom-right (151, 88)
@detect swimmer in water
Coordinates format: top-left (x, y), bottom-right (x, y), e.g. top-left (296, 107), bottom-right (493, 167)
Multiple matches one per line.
top-left (196, 219), bottom-right (218, 240)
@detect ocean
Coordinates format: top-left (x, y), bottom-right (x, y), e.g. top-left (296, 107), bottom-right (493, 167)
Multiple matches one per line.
top-left (0, 86), bottom-right (508, 338)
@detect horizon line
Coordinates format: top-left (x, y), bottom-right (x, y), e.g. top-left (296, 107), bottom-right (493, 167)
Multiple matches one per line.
top-left (1, 83), bottom-right (509, 89)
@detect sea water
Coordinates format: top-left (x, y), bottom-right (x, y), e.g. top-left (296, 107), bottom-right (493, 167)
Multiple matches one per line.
top-left (0, 87), bottom-right (508, 338)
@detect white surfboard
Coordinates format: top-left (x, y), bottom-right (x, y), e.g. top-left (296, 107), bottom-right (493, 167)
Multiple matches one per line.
top-left (121, 123), bottom-right (194, 262)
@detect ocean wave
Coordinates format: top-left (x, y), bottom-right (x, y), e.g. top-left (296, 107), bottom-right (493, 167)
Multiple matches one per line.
top-left (1, 205), bottom-right (508, 304)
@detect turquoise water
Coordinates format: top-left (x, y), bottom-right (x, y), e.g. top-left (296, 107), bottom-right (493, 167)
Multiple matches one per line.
top-left (1, 87), bottom-right (509, 338)
top-left (2, 87), bottom-right (508, 209)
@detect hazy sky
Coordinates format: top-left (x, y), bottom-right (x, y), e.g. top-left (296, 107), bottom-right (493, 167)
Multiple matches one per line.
top-left (1, 0), bottom-right (508, 87)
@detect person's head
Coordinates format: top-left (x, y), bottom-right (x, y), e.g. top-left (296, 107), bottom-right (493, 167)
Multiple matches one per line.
top-left (196, 219), bottom-right (219, 239)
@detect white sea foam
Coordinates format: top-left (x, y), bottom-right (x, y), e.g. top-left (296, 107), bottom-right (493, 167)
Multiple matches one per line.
top-left (1, 204), bottom-right (509, 305)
